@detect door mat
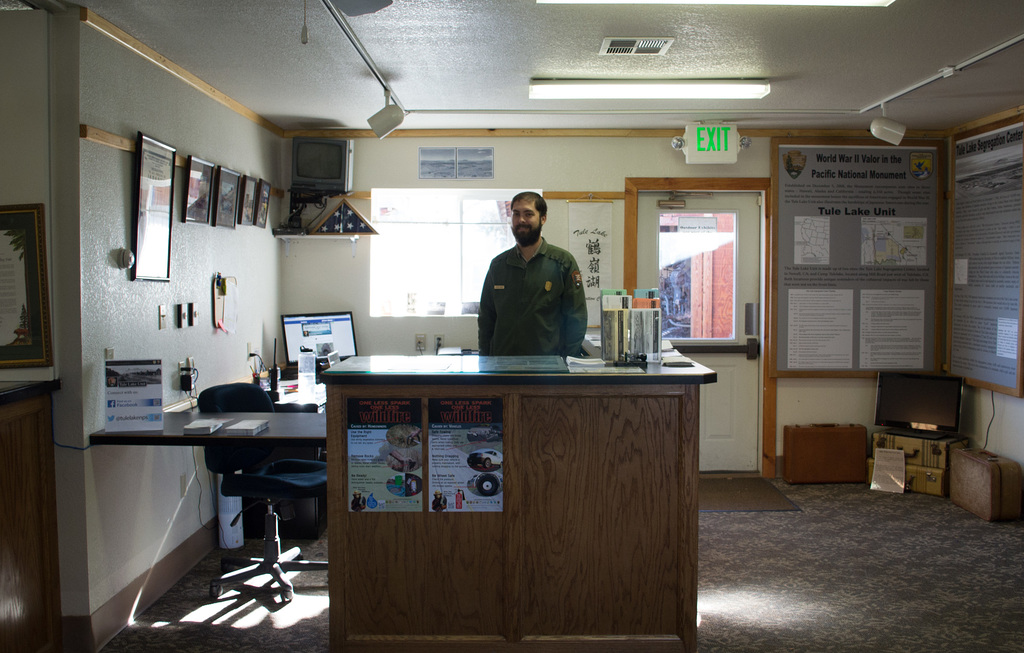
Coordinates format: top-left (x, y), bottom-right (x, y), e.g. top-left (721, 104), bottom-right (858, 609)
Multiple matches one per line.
top-left (699, 476), bottom-right (799, 512)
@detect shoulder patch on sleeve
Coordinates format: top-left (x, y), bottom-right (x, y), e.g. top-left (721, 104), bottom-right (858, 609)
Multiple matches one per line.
top-left (572, 270), bottom-right (582, 288)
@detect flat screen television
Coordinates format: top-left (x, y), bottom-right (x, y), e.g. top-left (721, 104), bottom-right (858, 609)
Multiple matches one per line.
top-left (873, 372), bottom-right (964, 437)
top-left (290, 138), bottom-right (353, 195)
top-left (281, 311), bottom-right (357, 366)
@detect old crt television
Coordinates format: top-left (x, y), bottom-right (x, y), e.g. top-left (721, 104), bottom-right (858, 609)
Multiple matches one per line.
top-left (281, 311), bottom-right (357, 366)
top-left (873, 372), bottom-right (964, 438)
top-left (290, 138), bottom-right (353, 195)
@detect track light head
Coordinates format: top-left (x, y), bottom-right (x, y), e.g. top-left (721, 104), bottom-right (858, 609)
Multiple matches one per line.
top-left (870, 116), bottom-right (906, 145)
top-left (368, 102), bottom-right (405, 139)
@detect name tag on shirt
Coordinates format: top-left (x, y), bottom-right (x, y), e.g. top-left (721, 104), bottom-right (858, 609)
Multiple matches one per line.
top-left (494, 285), bottom-right (505, 290)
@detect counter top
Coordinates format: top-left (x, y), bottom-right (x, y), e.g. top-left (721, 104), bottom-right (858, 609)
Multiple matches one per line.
top-left (0, 379), bottom-right (61, 406)
top-left (321, 355), bottom-right (716, 386)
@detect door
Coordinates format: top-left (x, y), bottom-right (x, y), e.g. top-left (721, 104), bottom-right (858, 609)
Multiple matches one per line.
top-left (637, 190), bottom-right (763, 472)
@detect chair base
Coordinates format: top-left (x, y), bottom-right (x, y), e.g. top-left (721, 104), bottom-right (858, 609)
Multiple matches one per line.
top-left (211, 505), bottom-right (327, 602)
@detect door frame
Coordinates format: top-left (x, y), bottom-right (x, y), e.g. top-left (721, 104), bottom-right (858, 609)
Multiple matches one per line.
top-left (624, 177), bottom-right (778, 477)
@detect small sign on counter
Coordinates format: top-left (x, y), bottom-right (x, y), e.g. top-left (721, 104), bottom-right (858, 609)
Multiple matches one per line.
top-left (104, 360), bottom-right (162, 431)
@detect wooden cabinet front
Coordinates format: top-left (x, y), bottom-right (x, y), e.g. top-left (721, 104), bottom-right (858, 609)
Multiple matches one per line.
top-left (327, 381), bottom-right (699, 652)
top-left (0, 392), bottom-right (62, 653)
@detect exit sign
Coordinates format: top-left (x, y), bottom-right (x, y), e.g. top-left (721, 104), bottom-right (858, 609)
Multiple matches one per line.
top-left (683, 124), bottom-right (739, 164)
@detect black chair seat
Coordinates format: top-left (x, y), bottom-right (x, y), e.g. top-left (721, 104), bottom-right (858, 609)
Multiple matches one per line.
top-left (220, 459), bottom-right (327, 498)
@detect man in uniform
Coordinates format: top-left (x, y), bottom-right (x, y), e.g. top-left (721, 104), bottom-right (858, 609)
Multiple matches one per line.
top-left (478, 191), bottom-right (588, 357)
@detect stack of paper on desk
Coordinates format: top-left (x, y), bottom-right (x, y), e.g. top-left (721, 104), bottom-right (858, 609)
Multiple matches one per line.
top-left (182, 418), bottom-right (231, 434)
top-left (224, 419), bottom-right (270, 435)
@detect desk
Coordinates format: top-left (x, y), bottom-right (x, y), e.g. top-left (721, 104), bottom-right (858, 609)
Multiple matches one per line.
top-left (91, 411), bottom-right (328, 538)
top-left (89, 411), bottom-right (326, 447)
top-left (322, 355), bottom-right (715, 652)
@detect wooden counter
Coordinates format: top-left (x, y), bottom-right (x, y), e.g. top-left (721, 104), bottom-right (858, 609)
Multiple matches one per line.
top-left (323, 356), bottom-right (715, 652)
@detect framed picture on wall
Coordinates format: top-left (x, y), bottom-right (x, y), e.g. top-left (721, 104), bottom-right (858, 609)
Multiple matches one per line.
top-left (183, 155), bottom-right (215, 224)
top-left (212, 166), bottom-right (240, 229)
top-left (254, 179), bottom-right (272, 228)
top-left (0, 204), bottom-right (53, 368)
top-left (237, 175), bottom-right (258, 226)
top-left (131, 131), bottom-right (176, 281)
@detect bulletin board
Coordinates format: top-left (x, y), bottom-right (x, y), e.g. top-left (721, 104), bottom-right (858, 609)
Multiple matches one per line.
top-left (949, 119), bottom-right (1024, 397)
top-left (770, 137), bottom-right (945, 377)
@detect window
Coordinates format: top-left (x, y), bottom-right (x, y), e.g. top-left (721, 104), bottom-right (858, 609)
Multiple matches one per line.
top-left (369, 189), bottom-right (520, 317)
top-left (658, 211), bottom-right (736, 340)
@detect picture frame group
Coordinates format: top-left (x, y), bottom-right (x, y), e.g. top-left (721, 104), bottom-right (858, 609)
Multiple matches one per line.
top-left (182, 152), bottom-right (272, 230)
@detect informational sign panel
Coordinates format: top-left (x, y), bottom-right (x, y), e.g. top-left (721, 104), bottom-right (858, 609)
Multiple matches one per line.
top-left (950, 122), bottom-right (1024, 394)
top-left (427, 398), bottom-right (503, 512)
top-left (104, 359), bottom-right (163, 431)
top-left (774, 141), bottom-right (940, 374)
top-left (347, 398), bottom-right (423, 512)
top-left (568, 200), bottom-right (613, 327)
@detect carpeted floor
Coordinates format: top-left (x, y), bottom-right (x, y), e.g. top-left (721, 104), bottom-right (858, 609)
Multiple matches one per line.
top-left (102, 479), bottom-right (1024, 652)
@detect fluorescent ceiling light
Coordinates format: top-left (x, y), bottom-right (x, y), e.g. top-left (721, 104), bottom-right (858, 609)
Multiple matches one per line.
top-left (530, 79), bottom-right (770, 100)
top-left (537, 1), bottom-right (895, 6)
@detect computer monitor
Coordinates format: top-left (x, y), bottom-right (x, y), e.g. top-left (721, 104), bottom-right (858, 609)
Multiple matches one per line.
top-left (873, 371), bottom-right (963, 437)
top-left (280, 311), bottom-right (357, 366)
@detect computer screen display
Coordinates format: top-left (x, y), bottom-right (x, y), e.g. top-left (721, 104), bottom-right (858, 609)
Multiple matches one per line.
top-left (280, 311), bottom-right (357, 365)
top-left (873, 371), bottom-right (963, 435)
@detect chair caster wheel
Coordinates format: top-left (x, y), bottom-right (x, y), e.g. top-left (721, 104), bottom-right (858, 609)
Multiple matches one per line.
top-left (210, 582), bottom-right (222, 599)
top-left (282, 589), bottom-right (294, 602)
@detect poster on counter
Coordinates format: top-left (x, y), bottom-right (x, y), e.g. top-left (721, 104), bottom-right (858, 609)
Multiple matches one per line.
top-left (428, 398), bottom-right (503, 513)
top-left (347, 398), bottom-right (423, 512)
top-left (104, 360), bottom-right (163, 431)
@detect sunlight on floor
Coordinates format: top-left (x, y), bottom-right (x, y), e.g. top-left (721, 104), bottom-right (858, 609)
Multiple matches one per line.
top-left (179, 571), bottom-right (328, 629)
top-left (698, 590), bottom-right (822, 626)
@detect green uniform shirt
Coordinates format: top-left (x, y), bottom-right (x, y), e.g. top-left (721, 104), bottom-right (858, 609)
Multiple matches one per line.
top-left (478, 239), bottom-right (588, 357)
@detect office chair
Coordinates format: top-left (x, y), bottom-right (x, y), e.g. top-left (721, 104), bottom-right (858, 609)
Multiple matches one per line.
top-left (199, 383), bottom-right (328, 602)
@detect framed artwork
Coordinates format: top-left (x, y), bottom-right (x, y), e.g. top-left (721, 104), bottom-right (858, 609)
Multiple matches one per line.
top-left (237, 175), bottom-right (258, 226)
top-left (183, 155), bottom-right (214, 224)
top-left (307, 198), bottom-right (378, 235)
top-left (418, 147), bottom-right (456, 179)
top-left (0, 204), bottom-right (52, 368)
top-left (457, 147), bottom-right (494, 179)
top-left (254, 179), bottom-right (272, 228)
top-left (131, 132), bottom-right (176, 281)
top-left (212, 166), bottom-right (240, 229)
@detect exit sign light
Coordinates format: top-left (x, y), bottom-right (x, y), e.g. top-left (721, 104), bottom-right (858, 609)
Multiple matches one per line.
top-left (682, 124), bottom-right (739, 164)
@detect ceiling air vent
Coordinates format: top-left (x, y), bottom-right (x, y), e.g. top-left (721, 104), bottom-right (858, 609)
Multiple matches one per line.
top-left (600, 37), bottom-right (674, 56)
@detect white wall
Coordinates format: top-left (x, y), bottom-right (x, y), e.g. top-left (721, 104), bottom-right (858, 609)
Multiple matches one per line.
top-left (279, 136), bottom-right (772, 354)
top-left (45, 18), bottom-right (285, 616)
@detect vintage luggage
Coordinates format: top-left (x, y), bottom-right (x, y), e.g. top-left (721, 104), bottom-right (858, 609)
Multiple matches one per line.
top-left (950, 449), bottom-right (1022, 521)
top-left (783, 423), bottom-right (867, 484)
top-left (871, 431), bottom-right (968, 469)
top-left (867, 458), bottom-right (948, 496)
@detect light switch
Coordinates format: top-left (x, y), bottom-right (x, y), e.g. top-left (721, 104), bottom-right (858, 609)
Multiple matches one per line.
top-left (177, 303), bottom-right (188, 328)
top-left (158, 304), bottom-right (168, 330)
top-left (188, 302), bottom-right (198, 327)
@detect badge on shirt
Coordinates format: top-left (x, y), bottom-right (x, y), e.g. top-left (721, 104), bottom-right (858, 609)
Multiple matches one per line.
top-left (494, 285), bottom-right (505, 290)
top-left (545, 281), bottom-right (552, 291)
top-left (571, 270), bottom-right (582, 288)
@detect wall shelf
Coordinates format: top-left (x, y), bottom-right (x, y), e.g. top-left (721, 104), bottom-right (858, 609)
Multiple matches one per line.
top-left (275, 233), bottom-right (361, 257)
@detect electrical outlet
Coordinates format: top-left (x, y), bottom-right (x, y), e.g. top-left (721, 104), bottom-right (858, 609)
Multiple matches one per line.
top-left (434, 334), bottom-right (444, 353)
top-left (104, 347), bottom-right (115, 360)
top-left (415, 333), bottom-right (426, 352)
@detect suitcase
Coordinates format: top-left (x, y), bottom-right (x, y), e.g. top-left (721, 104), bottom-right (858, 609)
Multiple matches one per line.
top-left (871, 431), bottom-right (968, 469)
top-left (950, 449), bottom-right (1022, 521)
top-left (783, 423), bottom-right (867, 484)
top-left (867, 458), bottom-right (948, 496)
